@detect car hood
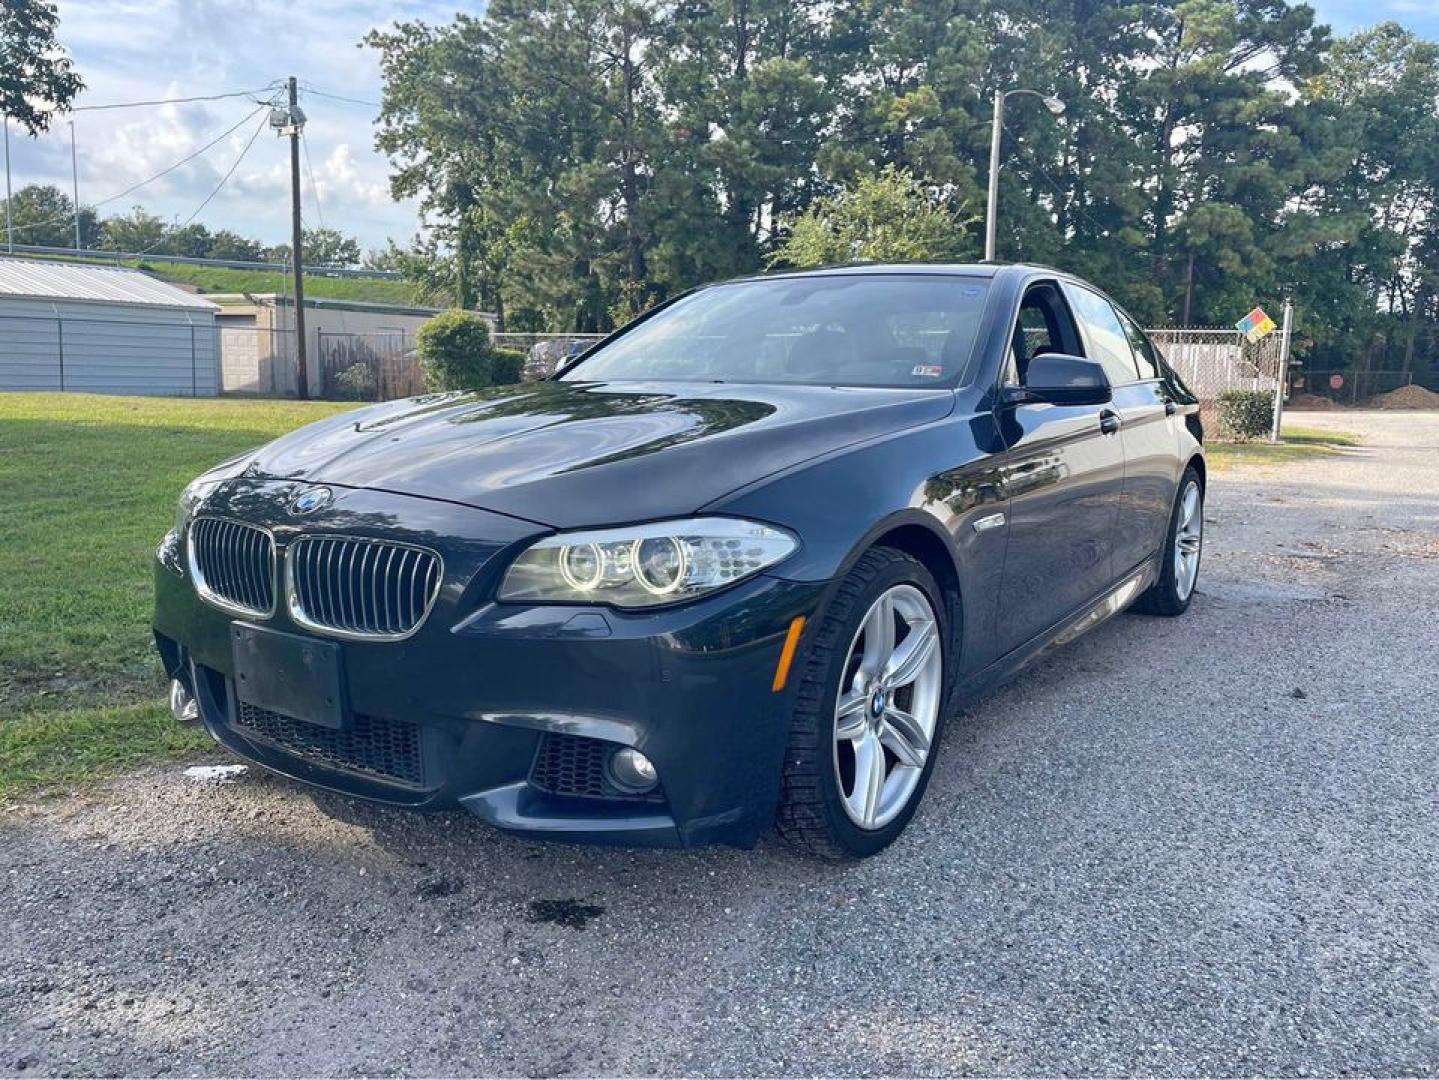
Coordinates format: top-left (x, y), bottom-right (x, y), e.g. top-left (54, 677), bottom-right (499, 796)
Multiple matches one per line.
top-left (240, 380), bottom-right (954, 528)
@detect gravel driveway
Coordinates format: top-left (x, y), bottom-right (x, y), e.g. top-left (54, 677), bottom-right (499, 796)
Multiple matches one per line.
top-left (3, 411), bottom-right (1437, 1077)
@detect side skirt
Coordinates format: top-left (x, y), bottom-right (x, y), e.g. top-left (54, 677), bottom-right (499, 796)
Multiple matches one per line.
top-left (954, 557), bottom-right (1160, 705)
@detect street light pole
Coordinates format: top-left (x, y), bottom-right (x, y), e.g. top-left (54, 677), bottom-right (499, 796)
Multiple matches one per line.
top-left (3, 115), bottom-right (13, 254)
top-left (69, 120), bottom-right (81, 250)
top-left (983, 88), bottom-right (1065, 263)
top-left (984, 90), bottom-right (1003, 262)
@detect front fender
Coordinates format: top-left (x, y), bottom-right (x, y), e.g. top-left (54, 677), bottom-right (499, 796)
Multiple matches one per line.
top-left (708, 410), bottom-right (1009, 677)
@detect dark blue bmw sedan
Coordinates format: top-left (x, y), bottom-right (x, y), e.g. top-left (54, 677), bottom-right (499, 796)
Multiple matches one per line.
top-left (154, 263), bottom-right (1205, 859)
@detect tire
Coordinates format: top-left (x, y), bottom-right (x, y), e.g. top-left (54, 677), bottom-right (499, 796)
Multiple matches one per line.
top-left (776, 547), bottom-right (950, 860)
top-left (1134, 464), bottom-right (1204, 617)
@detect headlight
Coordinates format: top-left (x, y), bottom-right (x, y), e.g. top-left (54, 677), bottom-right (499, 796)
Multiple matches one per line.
top-left (498, 517), bottom-right (799, 608)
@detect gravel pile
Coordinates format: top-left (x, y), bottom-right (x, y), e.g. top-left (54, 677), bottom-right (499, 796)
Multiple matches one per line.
top-left (1366, 383), bottom-right (1439, 409)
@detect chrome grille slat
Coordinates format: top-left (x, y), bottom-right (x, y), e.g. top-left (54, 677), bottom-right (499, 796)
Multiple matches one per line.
top-left (189, 517), bottom-right (276, 617)
top-left (287, 536), bottom-right (441, 640)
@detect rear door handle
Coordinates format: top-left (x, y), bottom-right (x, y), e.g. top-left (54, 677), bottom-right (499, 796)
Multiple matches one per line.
top-left (1099, 409), bottom-right (1121, 435)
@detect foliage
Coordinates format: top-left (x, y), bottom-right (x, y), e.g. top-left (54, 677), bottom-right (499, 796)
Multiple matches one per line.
top-left (0, 184), bottom-right (99, 247)
top-left (769, 166), bottom-right (973, 267)
top-left (0, 392), bottom-right (354, 799)
top-left (0, 0), bottom-right (83, 136)
top-left (332, 362), bottom-right (378, 401)
top-left (267, 227), bottom-right (364, 268)
top-left (364, 3), bottom-right (1439, 387)
top-left (1216, 389), bottom-right (1276, 441)
top-left (416, 310), bottom-right (523, 390)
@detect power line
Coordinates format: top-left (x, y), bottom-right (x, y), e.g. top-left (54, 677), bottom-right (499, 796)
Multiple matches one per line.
top-left (301, 86), bottom-right (382, 109)
top-left (72, 86), bottom-right (280, 113)
top-left (300, 132), bottom-right (326, 229)
top-left (136, 110), bottom-right (269, 255)
top-left (8, 105), bottom-right (267, 235)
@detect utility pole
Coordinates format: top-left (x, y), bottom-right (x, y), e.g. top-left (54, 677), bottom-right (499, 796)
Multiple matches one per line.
top-left (1270, 297), bottom-right (1295, 443)
top-left (3, 116), bottom-right (13, 254)
top-left (69, 120), bottom-right (82, 250)
top-left (286, 76), bottom-right (310, 400)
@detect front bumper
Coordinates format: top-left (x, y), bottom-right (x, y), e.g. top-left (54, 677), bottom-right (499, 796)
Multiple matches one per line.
top-left (153, 480), bottom-right (824, 848)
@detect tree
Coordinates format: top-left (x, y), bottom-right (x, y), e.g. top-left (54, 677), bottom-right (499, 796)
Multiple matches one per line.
top-left (1, 0), bottom-right (83, 135)
top-left (0, 183), bottom-right (98, 247)
top-left (299, 227), bottom-right (362, 266)
top-left (770, 166), bottom-right (973, 267)
top-left (264, 228), bottom-right (363, 268)
top-left (99, 206), bottom-right (166, 252)
top-left (208, 230), bottom-right (264, 262)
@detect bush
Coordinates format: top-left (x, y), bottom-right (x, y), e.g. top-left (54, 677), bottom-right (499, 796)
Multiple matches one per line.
top-left (415, 310), bottom-right (524, 391)
top-left (332, 362), bottom-right (376, 401)
top-left (1216, 389), bottom-right (1275, 441)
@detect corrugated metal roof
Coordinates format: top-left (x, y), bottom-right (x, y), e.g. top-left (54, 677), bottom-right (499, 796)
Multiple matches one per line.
top-left (0, 257), bottom-right (218, 311)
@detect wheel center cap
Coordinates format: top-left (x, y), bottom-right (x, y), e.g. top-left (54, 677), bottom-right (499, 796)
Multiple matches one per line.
top-left (870, 688), bottom-right (886, 719)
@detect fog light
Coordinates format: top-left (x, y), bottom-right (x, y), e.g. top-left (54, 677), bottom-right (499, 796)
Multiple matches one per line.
top-left (169, 679), bottom-right (199, 724)
top-left (606, 747), bottom-right (658, 793)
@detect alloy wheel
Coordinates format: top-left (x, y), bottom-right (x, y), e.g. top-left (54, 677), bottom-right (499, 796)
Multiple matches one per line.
top-left (1174, 480), bottom-right (1203, 601)
top-left (832, 583), bottom-right (943, 831)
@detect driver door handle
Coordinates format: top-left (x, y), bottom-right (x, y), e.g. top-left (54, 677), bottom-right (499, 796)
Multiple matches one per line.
top-left (1099, 409), bottom-right (1122, 435)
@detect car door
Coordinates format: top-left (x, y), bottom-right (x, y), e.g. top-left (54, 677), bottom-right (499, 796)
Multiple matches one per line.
top-left (992, 280), bottom-right (1126, 657)
top-left (1058, 282), bottom-right (1180, 577)
top-left (1113, 306), bottom-right (1185, 573)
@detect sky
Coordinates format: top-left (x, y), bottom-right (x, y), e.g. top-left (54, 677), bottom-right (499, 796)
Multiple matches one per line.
top-left (3, 0), bottom-right (1437, 255)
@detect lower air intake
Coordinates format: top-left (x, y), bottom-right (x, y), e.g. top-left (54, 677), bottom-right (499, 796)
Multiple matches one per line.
top-left (232, 701), bottom-right (424, 787)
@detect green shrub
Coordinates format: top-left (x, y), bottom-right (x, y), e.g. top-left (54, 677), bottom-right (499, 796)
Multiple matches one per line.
top-left (1216, 389), bottom-right (1275, 441)
top-left (416, 310), bottom-right (524, 391)
top-left (332, 361), bottom-right (376, 401)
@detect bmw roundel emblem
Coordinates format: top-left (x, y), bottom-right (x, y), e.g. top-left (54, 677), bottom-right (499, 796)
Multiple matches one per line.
top-left (290, 487), bottom-right (333, 515)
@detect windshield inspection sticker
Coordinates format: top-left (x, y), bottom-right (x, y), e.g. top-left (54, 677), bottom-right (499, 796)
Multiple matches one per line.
top-left (913, 364), bottom-right (944, 379)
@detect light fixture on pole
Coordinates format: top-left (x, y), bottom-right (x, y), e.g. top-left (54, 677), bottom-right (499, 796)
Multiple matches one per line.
top-left (984, 89), bottom-right (1065, 262)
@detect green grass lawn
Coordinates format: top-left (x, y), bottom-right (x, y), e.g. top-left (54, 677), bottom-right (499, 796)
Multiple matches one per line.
top-left (1206, 425), bottom-right (1362, 468)
top-left (0, 392), bottom-right (356, 799)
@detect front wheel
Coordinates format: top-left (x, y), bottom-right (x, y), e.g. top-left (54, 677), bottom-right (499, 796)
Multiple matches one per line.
top-left (776, 547), bottom-right (949, 860)
top-left (1135, 465), bottom-right (1204, 616)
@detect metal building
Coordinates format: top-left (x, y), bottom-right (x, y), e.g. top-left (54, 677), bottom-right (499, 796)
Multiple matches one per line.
top-left (0, 257), bottom-right (220, 396)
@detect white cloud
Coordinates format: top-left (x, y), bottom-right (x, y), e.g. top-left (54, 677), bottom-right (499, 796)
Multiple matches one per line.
top-left (3, 0), bottom-right (449, 249)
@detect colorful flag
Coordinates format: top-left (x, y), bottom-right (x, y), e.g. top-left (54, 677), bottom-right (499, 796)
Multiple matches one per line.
top-left (1236, 306), bottom-right (1276, 342)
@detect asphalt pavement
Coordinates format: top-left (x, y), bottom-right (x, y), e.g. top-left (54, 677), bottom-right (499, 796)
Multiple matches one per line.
top-left (3, 410), bottom-right (1436, 1076)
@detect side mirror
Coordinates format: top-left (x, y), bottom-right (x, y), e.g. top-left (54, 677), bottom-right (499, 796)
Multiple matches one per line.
top-left (1015, 353), bottom-right (1112, 406)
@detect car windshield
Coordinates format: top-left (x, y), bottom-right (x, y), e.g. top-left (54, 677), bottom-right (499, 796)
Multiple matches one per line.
top-left (562, 274), bottom-right (991, 387)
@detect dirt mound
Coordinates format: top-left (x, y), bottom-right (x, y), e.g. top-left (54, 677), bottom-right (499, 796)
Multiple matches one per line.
top-left (1366, 384), bottom-right (1439, 410)
top-left (1289, 393), bottom-right (1340, 410)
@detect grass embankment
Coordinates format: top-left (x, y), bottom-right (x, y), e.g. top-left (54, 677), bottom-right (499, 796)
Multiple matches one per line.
top-left (1206, 426), bottom-right (1362, 468)
top-left (13, 251), bottom-right (420, 305)
top-left (0, 393), bottom-right (356, 799)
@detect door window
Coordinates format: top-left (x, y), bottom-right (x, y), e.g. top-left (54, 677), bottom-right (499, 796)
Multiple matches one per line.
top-left (1116, 309), bottom-right (1161, 380)
top-left (1007, 283), bottom-right (1082, 384)
top-left (1061, 283), bottom-right (1140, 386)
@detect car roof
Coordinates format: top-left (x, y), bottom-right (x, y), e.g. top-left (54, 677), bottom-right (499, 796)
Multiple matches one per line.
top-left (718, 261), bottom-right (1071, 285)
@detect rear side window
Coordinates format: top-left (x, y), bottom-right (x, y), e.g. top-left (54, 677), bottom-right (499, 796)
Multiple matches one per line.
top-left (1061, 283), bottom-right (1140, 386)
top-left (1116, 309), bottom-right (1161, 380)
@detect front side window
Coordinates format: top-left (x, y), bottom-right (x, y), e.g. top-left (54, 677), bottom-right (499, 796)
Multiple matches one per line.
top-left (1060, 283), bottom-right (1140, 386)
top-left (1116, 309), bottom-right (1161, 380)
top-left (563, 275), bottom-right (992, 388)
